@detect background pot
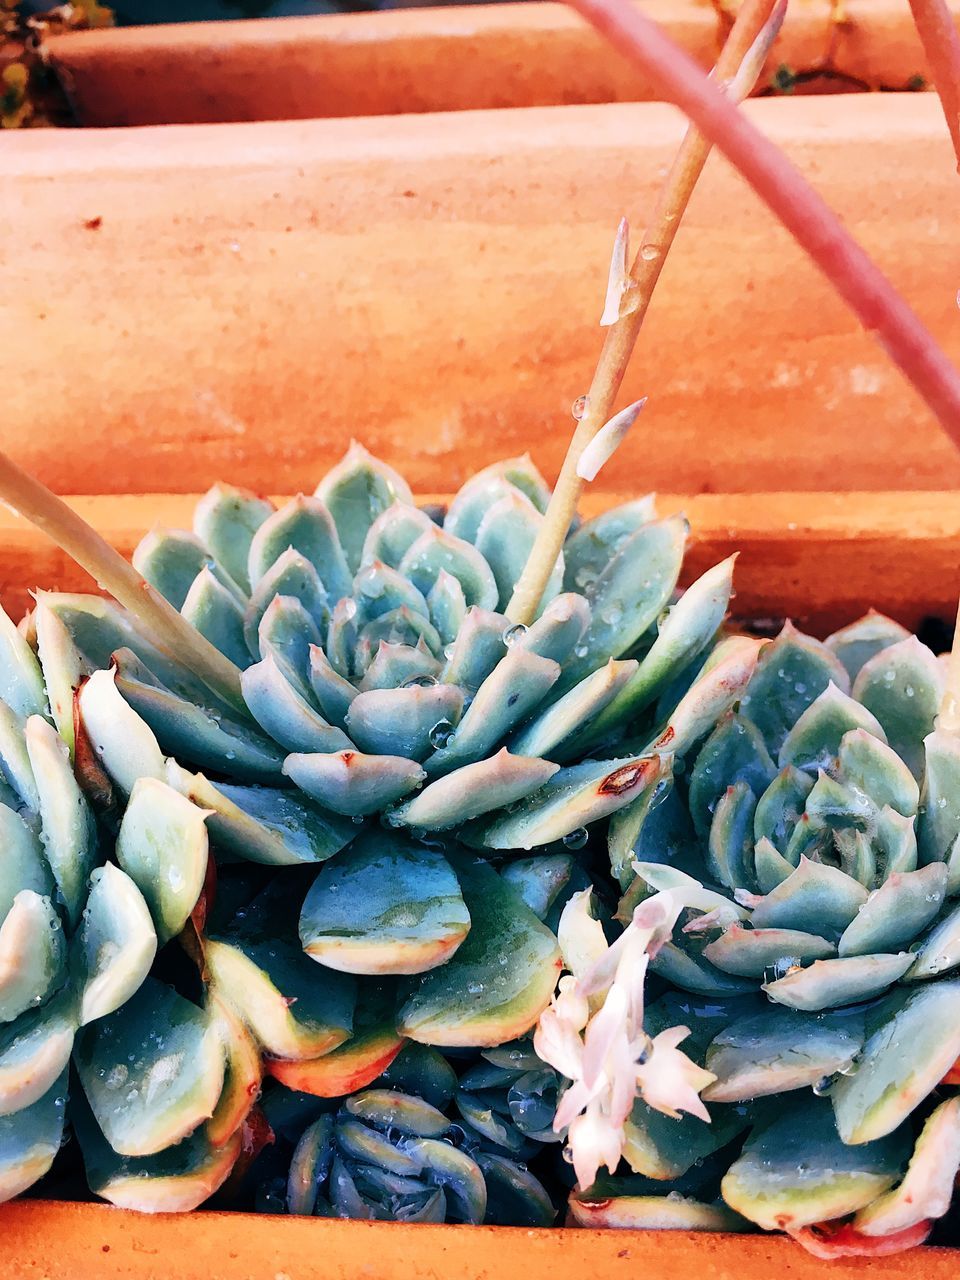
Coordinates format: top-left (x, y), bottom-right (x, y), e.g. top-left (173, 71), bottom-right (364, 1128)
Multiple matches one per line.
top-left (43, 0), bottom-right (954, 125)
top-left (3, 93), bottom-right (959, 495)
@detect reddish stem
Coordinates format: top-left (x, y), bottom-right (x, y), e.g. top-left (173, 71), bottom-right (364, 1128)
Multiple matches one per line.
top-left (566, 0), bottom-right (960, 449)
top-left (908, 0), bottom-right (960, 164)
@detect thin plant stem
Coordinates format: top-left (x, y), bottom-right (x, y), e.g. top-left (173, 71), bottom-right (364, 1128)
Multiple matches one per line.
top-left (565, 0), bottom-right (960, 444)
top-left (504, 0), bottom-right (783, 625)
top-left (0, 452), bottom-right (246, 711)
top-left (907, 0), bottom-right (960, 165)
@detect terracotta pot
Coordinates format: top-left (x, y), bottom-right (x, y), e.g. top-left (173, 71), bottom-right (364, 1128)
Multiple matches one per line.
top-left (3, 1199), bottom-right (958, 1279)
top-left (43, 0), bottom-right (954, 127)
top-left (4, 93), bottom-right (960, 496)
top-left (0, 488), bottom-right (956, 631)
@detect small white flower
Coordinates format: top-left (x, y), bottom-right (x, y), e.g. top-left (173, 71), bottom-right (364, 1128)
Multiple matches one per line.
top-left (534, 886), bottom-right (716, 1190)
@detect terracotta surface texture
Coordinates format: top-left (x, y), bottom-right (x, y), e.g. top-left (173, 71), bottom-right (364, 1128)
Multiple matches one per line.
top-left (5, 94), bottom-right (960, 496)
top-left (2, 1199), bottom-right (959, 1280)
top-left (45, 0), bottom-right (954, 126)
top-left (0, 488), bottom-right (955, 632)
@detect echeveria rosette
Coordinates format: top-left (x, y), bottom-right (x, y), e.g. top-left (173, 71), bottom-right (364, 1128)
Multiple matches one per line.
top-left (247, 1043), bottom-right (559, 1227)
top-left (588, 617), bottom-right (960, 1252)
top-left (2, 444), bottom-right (751, 1217)
top-left (0, 619), bottom-right (231, 1210)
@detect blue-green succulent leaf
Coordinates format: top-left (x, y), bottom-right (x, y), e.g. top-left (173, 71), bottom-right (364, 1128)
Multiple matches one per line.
top-left (839, 864), bottom-right (947, 957)
top-left (181, 567), bottom-right (251, 670)
top-left (389, 749), bottom-right (558, 831)
top-left (702, 924), bottom-right (834, 978)
top-left (779, 682), bottom-right (885, 774)
top-left (852, 637), bottom-right (943, 781)
top-left (500, 855), bottom-right (574, 923)
top-left (562, 496), bottom-right (656, 594)
top-left (300, 836), bottom-right (470, 975)
top-left (115, 777), bottom-right (208, 946)
top-left (906, 898), bottom-right (960, 980)
top-left (76, 862), bottom-right (157, 1026)
top-left (824, 612), bottom-right (912, 684)
top-left (832, 981), bottom-right (960, 1143)
top-left (398, 856), bottom-right (560, 1047)
top-left (362, 503), bottom-right (436, 571)
top-left (475, 492), bottom-right (564, 615)
top-left (285, 749), bottom-right (425, 819)
top-left (243, 549), bottom-right (330, 660)
top-left (444, 455), bottom-right (550, 544)
top-left (754, 766), bottom-right (814, 857)
top-left (763, 953), bottom-right (913, 1012)
top-left (248, 495), bottom-right (351, 602)
top-left (510, 658), bottom-right (637, 759)
top-left (690, 714), bottom-right (775, 841)
top-left (193, 483), bottom-right (275, 596)
top-left (346, 684), bottom-right (464, 762)
top-left (587, 556), bottom-right (734, 743)
top-left (0, 1071), bottom-right (67, 1204)
top-left (0, 989), bottom-right (75, 1116)
top-left (25, 714), bottom-right (97, 929)
top-left (315, 442), bottom-right (414, 575)
top-left (241, 655), bottom-right (354, 755)
top-left (426, 650), bottom-right (559, 777)
top-left (167, 762), bottom-right (354, 866)
top-left (750, 858), bottom-right (868, 941)
top-left (739, 622), bottom-right (850, 755)
top-left (558, 515), bottom-right (687, 688)
top-left (399, 525), bottom-right (499, 612)
top-left (75, 976), bottom-right (223, 1157)
top-left (114, 653), bottom-right (285, 782)
top-left (703, 1008), bottom-right (864, 1102)
top-left (0, 602), bottom-right (46, 719)
top-left (481, 755), bottom-right (666, 851)
top-left (722, 1096), bottom-right (908, 1230)
top-left (0, 891), bottom-right (65, 1024)
top-left (133, 529), bottom-right (210, 612)
top-left (706, 781), bottom-right (758, 893)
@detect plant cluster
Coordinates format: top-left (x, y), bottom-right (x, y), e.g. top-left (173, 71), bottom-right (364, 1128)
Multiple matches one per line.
top-left (0, 446), bottom-right (957, 1257)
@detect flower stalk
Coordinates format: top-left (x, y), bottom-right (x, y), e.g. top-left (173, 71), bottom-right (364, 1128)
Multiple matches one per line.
top-left (0, 451), bottom-right (245, 711)
top-left (907, 0), bottom-right (960, 165)
top-left (564, 0), bottom-right (960, 449)
top-left (504, 0), bottom-right (785, 626)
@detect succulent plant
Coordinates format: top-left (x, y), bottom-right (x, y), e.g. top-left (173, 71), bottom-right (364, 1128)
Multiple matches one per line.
top-left (0, 443), bottom-right (761, 1217)
top-left (0, 609), bottom-right (236, 1209)
top-left (585, 616), bottom-right (960, 1250)
top-left (4, 441), bottom-right (960, 1258)
top-left (256, 1049), bottom-right (559, 1227)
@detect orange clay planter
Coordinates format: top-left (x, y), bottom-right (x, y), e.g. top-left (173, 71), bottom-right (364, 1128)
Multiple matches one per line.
top-left (41, 0), bottom-right (958, 127)
top-left (0, 489), bottom-right (959, 1271)
top-left (4, 92), bottom-right (960, 498)
top-left (1, 1200), bottom-right (959, 1280)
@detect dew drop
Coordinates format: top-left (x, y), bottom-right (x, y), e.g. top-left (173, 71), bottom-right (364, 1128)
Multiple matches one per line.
top-left (812, 1074), bottom-right (837, 1097)
top-left (443, 643), bottom-right (456, 661)
top-left (467, 980), bottom-right (484, 995)
top-left (562, 827), bottom-right (589, 850)
top-left (429, 719), bottom-right (455, 749)
top-left (571, 395), bottom-right (589, 421)
top-left (401, 675), bottom-right (439, 689)
top-left (351, 815), bottom-right (365, 825)
top-left (502, 623), bottom-right (528, 648)
top-left (639, 243), bottom-right (660, 261)
top-left (573, 644), bottom-right (589, 660)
